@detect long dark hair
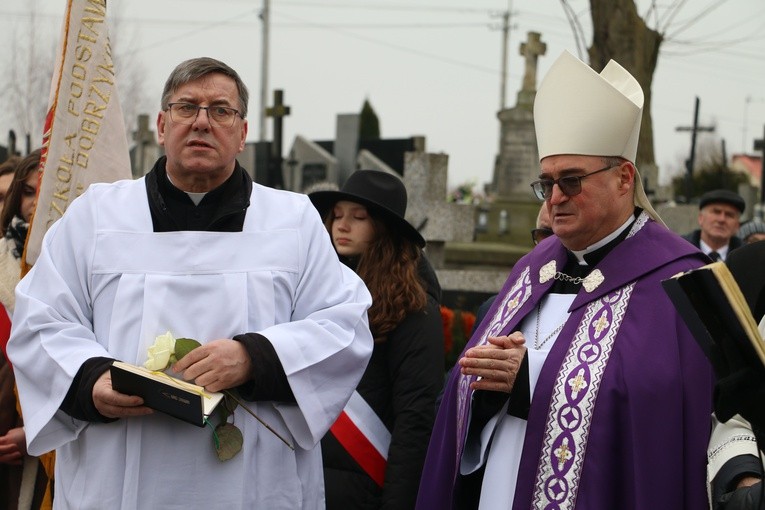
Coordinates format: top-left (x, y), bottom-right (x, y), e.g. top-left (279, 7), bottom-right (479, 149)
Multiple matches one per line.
top-left (0, 149), bottom-right (41, 235)
top-left (326, 207), bottom-right (427, 338)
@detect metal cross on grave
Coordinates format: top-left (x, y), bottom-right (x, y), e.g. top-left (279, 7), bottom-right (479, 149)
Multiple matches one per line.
top-left (265, 90), bottom-right (291, 189)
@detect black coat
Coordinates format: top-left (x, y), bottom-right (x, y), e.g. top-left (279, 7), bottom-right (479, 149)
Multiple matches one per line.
top-left (322, 257), bottom-right (445, 510)
top-left (709, 241), bottom-right (765, 510)
top-left (682, 229), bottom-right (744, 257)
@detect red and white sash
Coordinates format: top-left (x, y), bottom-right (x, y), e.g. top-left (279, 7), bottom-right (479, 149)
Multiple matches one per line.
top-left (0, 304), bottom-right (12, 367)
top-left (329, 390), bottom-right (391, 487)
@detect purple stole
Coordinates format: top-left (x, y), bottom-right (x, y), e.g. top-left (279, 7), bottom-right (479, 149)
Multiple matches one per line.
top-left (530, 285), bottom-right (634, 508)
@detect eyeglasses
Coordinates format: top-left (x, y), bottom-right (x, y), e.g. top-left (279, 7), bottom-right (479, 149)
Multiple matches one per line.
top-left (530, 165), bottom-right (617, 201)
top-left (531, 227), bottom-right (554, 245)
top-left (166, 102), bottom-right (243, 127)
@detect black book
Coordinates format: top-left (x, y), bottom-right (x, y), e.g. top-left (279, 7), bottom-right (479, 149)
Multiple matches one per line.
top-left (661, 261), bottom-right (765, 370)
top-left (110, 361), bottom-right (225, 427)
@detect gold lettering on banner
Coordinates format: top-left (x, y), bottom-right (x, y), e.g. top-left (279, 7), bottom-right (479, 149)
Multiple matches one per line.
top-left (47, 0), bottom-right (114, 227)
top-left (75, 44), bottom-right (92, 63)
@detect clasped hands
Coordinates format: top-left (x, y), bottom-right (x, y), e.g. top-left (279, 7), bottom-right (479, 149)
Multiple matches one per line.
top-left (93, 339), bottom-right (252, 419)
top-left (459, 332), bottom-right (526, 393)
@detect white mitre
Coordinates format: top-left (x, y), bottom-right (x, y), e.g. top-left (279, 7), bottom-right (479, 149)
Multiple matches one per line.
top-left (534, 50), bottom-right (664, 225)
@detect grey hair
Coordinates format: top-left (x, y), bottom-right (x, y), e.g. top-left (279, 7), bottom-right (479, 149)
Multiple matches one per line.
top-left (160, 57), bottom-right (249, 118)
top-left (601, 156), bottom-right (627, 168)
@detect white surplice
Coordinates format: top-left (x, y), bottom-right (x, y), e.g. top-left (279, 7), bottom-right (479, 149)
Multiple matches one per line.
top-left (7, 177), bottom-right (373, 510)
top-left (460, 293), bottom-right (574, 510)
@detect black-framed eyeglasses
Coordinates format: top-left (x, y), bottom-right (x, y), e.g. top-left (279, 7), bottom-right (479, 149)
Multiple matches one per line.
top-left (529, 165), bottom-right (617, 201)
top-left (531, 227), bottom-right (554, 246)
top-left (167, 102), bottom-right (243, 127)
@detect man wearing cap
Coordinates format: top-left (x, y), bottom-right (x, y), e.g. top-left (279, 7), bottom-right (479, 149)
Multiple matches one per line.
top-left (416, 50), bottom-right (713, 510)
top-left (682, 189), bottom-right (745, 261)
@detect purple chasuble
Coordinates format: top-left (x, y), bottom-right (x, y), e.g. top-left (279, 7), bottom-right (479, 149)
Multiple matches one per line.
top-left (416, 214), bottom-right (714, 510)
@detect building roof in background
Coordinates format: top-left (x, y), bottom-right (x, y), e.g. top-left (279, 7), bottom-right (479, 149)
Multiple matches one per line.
top-left (731, 153), bottom-right (763, 187)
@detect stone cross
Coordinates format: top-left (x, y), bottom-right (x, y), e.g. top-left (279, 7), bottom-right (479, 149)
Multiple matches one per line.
top-left (520, 32), bottom-right (547, 92)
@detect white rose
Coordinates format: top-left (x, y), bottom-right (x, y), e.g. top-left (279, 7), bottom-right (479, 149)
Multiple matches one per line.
top-left (144, 331), bottom-right (176, 371)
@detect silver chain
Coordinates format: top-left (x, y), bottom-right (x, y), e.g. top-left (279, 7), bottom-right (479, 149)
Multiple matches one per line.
top-left (552, 271), bottom-right (585, 285)
top-left (534, 303), bottom-right (566, 350)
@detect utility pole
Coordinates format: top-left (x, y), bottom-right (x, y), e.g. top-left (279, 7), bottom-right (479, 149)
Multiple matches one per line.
top-left (675, 96), bottom-right (715, 202)
top-left (495, 0), bottom-right (513, 111)
top-left (259, 0), bottom-right (270, 142)
top-left (755, 125), bottom-right (765, 205)
top-left (720, 139), bottom-right (727, 188)
top-left (498, 6), bottom-right (511, 110)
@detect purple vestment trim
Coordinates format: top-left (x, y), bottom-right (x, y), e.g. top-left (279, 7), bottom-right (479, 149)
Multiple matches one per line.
top-left (531, 284), bottom-right (635, 508)
top-left (455, 266), bottom-right (533, 470)
top-left (528, 213), bottom-right (649, 508)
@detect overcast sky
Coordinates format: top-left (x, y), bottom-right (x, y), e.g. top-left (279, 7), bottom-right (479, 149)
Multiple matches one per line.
top-left (2, 0), bottom-right (764, 191)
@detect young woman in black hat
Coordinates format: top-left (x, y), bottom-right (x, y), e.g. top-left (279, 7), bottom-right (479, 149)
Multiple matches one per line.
top-left (310, 170), bottom-right (444, 510)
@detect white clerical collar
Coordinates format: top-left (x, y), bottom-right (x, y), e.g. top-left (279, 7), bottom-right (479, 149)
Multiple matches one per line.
top-left (166, 172), bottom-right (207, 206)
top-left (699, 240), bottom-right (728, 261)
top-left (185, 192), bottom-right (207, 206)
top-left (570, 215), bottom-right (633, 264)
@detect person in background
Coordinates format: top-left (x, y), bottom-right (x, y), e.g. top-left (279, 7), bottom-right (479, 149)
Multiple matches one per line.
top-left (7, 58), bottom-right (372, 509)
top-left (0, 155), bottom-right (21, 212)
top-left (737, 219), bottom-right (765, 245)
top-left (310, 169), bottom-right (444, 510)
top-left (707, 239), bottom-right (765, 510)
top-left (416, 50), bottom-right (713, 510)
top-left (530, 202), bottom-right (553, 246)
top-left (0, 150), bottom-right (52, 510)
top-left (683, 189), bottom-right (745, 261)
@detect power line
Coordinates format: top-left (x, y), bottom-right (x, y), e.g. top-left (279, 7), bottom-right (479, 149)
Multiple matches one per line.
top-left (274, 1), bottom-right (490, 14)
top-left (124, 8), bottom-right (261, 56)
top-left (272, 10), bottom-right (500, 76)
top-left (274, 22), bottom-right (490, 29)
top-left (665, 0), bottom-right (732, 39)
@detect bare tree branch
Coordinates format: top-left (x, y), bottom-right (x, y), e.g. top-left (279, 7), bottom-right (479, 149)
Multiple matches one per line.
top-left (659, 0), bottom-right (689, 35)
top-left (559, 0), bottom-right (589, 61)
top-left (0, 0), bottom-right (151, 152)
top-left (665, 0), bottom-right (732, 40)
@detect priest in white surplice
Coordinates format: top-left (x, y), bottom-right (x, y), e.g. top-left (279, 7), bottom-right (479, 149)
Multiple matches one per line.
top-left (7, 58), bottom-right (373, 510)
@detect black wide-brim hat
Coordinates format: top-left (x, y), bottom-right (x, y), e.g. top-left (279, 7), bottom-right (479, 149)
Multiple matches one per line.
top-left (309, 169), bottom-right (426, 248)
